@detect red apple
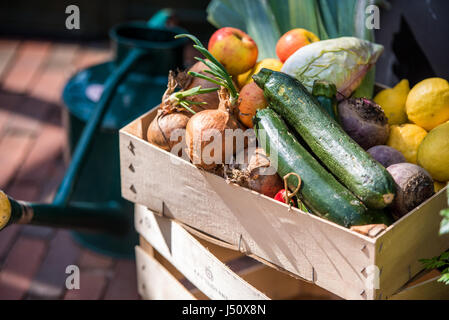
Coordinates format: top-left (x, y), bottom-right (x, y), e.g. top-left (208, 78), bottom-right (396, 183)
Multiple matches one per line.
top-left (208, 27), bottom-right (258, 76)
top-left (276, 28), bottom-right (320, 63)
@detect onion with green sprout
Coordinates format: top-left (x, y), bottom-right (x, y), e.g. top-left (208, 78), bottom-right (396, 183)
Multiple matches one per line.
top-left (175, 34), bottom-right (245, 170)
top-left (147, 71), bottom-right (219, 152)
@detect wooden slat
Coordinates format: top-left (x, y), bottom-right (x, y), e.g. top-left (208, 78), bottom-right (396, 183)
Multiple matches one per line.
top-left (135, 246), bottom-right (196, 300)
top-left (137, 216), bottom-right (340, 300)
top-left (135, 205), bottom-right (269, 300)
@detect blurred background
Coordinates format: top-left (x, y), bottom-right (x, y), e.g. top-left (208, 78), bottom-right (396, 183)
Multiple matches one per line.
top-left (0, 0), bottom-right (447, 300)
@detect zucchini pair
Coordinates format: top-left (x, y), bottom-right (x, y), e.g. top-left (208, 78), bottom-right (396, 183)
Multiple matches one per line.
top-left (254, 108), bottom-right (392, 227)
top-left (253, 69), bottom-right (395, 210)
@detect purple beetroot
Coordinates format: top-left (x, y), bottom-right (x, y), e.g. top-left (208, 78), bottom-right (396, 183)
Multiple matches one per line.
top-left (337, 98), bottom-right (389, 150)
top-left (367, 145), bottom-right (407, 168)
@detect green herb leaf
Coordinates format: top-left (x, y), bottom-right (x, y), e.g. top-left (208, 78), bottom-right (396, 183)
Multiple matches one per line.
top-left (438, 272), bottom-right (449, 285)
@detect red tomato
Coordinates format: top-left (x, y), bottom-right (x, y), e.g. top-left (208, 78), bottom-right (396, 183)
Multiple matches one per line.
top-left (274, 189), bottom-right (296, 207)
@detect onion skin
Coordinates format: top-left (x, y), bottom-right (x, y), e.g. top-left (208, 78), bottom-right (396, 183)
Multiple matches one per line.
top-left (338, 98), bottom-right (389, 150)
top-left (387, 163), bottom-right (435, 219)
top-left (186, 109), bottom-right (240, 170)
top-left (147, 111), bottom-right (190, 152)
top-left (186, 87), bottom-right (245, 170)
top-left (367, 145), bottom-right (406, 168)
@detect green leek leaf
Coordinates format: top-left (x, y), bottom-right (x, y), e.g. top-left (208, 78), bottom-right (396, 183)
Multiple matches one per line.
top-left (206, 0), bottom-right (245, 30)
top-left (318, 0), bottom-right (338, 38)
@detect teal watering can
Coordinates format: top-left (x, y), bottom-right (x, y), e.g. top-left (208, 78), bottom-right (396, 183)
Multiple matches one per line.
top-left (0, 12), bottom-right (187, 257)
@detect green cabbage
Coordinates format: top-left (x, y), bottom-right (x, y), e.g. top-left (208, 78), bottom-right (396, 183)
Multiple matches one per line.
top-left (281, 37), bottom-right (383, 98)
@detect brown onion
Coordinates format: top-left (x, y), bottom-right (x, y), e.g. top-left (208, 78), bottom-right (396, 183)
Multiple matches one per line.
top-left (147, 69), bottom-right (220, 153)
top-left (147, 111), bottom-right (190, 152)
top-left (186, 89), bottom-right (244, 170)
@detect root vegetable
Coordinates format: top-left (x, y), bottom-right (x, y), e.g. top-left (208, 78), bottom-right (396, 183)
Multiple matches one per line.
top-left (238, 82), bottom-right (268, 128)
top-left (178, 34), bottom-right (246, 170)
top-left (147, 111), bottom-right (190, 152)
top-left (234, 148), bottom-right (283, 197)
top-left (387, 163), bottom-right (435, 219)
top-left (337, 97), bottom-right (389, 149)
top-left (367, 145), bottom-right (407, 168)
top-left (146, 72), bottom-right (218, 152)
top-left (186, 89), bottom-right (243, 170)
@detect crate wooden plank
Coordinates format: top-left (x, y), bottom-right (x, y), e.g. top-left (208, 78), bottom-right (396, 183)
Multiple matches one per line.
top-left (135, 246), bottom-right (196, 300)
top-left (375, 188), bottom-right (449, 299)
top-left (135, 205), bottom-right (269, 300)
top-left (137, 232), bottom-right (339, 300)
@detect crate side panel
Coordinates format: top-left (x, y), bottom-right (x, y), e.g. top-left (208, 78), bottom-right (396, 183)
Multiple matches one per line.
top-left (376, 187), bottom-right (449, 299)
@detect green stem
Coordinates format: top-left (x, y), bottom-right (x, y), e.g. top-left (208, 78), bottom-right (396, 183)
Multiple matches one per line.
top-left (175, 33), bottom-right (239, 104)
top-left (167, 86), bottom-right (219, 115)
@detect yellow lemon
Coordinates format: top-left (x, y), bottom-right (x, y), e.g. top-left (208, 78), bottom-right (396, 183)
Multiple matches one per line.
top-left (374, 79), bottom-right (409, 125)
top-left (387, 124), bottom-right (427, 164)
top-left (434, 181), bottom-right (448, 193)
top-left (417, 121), bottom-right (449, 181)
top-left (237, 58), bottom-right (283, 88)
top-left (406, 78), bottom-right (449, 131)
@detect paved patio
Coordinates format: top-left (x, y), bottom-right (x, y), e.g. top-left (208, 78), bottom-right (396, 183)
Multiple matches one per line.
top-left (0, 39), bottom-right (139, 300)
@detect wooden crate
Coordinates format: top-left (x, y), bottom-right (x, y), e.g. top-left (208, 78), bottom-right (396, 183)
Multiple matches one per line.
top-left (121, 107), bottom-right (449, 300)
top-left (135, 205), bottom-right (339, 300)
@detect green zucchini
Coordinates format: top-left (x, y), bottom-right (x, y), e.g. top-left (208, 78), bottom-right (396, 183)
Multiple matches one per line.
top-left (253, 69), bottom-right (396, 209)
top-left (255, 108), bottom-right (381, 227)
top-left (312, 80), bottom-right (337, 120)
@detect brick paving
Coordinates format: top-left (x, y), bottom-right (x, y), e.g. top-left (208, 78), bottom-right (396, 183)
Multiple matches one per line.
top-left (0, 39), bottom-right (139, 300)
